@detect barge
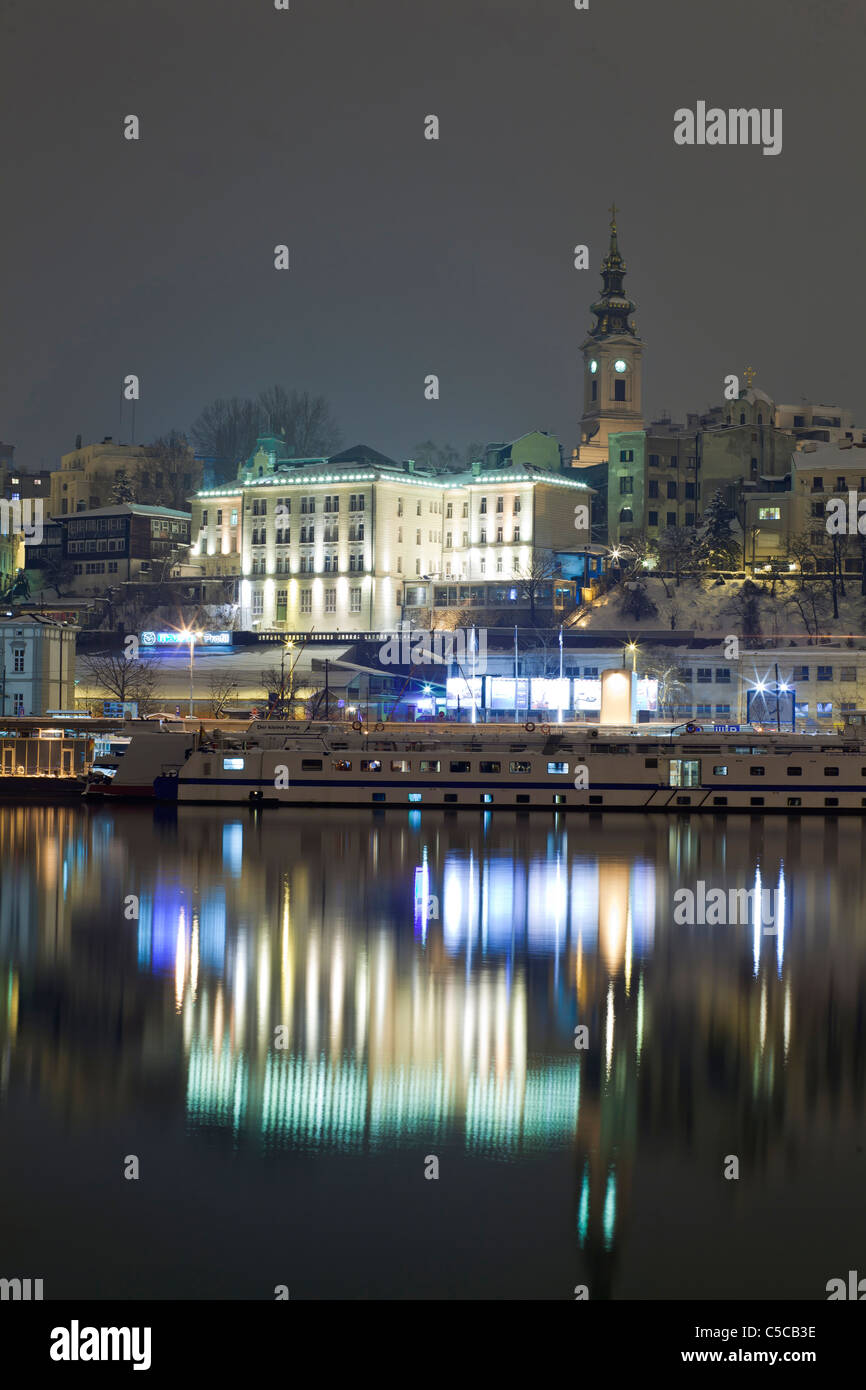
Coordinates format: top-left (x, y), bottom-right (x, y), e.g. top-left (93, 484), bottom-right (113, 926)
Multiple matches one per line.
top-left (131, 720), bottom-right (866, 814)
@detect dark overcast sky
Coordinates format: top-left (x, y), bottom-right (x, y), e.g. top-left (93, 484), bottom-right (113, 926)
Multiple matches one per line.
top-left (1, 0), bottom-right (863, 468)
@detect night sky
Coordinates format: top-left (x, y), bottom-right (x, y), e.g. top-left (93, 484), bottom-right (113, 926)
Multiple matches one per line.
top-left (1, 0), bottom-right (863, 469)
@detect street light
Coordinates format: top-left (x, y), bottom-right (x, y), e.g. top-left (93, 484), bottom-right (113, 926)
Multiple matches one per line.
top-left (625, 640), bottom-right (638, 673)
top-left (181, 627), bottom-right (203, 716)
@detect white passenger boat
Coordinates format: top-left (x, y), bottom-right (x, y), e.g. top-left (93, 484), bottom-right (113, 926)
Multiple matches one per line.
top-left (143, 721), bottom-right (866, 813)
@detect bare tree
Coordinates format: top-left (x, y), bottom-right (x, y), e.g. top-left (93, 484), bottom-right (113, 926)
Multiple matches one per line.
top-left (642, 652), bottom-right (690, 719)
top-left (208, 673), bottom-right (238, 718)
top-left (256, 386), bottom-right (342, 458)
top-left (516, 549), bottom-right (559, 622)
top-left (79, 650), bottom-right (160, 711)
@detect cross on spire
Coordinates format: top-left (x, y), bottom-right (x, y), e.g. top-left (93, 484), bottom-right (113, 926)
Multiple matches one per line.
top-left (744, 366), bottom-right (757, 389)
top-left (609, 201), bottom-right (617, 232)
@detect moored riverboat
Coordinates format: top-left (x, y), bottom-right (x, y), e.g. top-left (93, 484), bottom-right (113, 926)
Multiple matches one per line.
top-left (139, 720), bottom-right (866, 814)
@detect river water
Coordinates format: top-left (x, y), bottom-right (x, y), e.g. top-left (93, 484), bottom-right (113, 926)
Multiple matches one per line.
top-left (0, 803), bottom-right (863, 1300)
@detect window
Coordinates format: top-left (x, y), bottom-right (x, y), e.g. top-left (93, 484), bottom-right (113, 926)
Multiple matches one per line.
top-left (333, 760), bottom-right (352, 771)
top-left (510, 760), bottom-right (531, 773)
top-left (793, 666), bottom-right (809, 681)
top-left (614, 379), bottom-right (626, 401)
top-left (480, 497), bottom-right (488, 514)
top-left (450, 760), bottom-right (471, 773)
top-left (480, 761), bottom-right (501, 773)
top-left (817, 666), bottom-right (832, 681)
top-left (301, 759), bottom-right (322, 771)
top-left (648, 511), bottom-right (658, 526)
top-left (619, 509), bottom-right (633, 523)
top-left (496, 497), bottom-right (504, 513)
top-left (391, 760), bottom-right (409, 772)
top-left (758, 506), bottom-right (781, 520)
top-left (513, 526), bottom-right (520, 542)
top-left (750, 766), bottom-right (765, 776)
top-left (787, 767), bottom-right (802, 776)
top-left (300, 591), bottom-right (312, 614)
top-left (547, 761), bottom-right (569, 774)
top-left (223, 757), bottom-right (244, 771)
top-left (697, 668), bottom-right (712, 683)
top-left (325, 589), bottom-right (336, 613)
top-left (513, 498), bottom-right (521, 513)
top-left (824, 766), bottom-right (840, 777)
top-left (619, 476), bottom-right (633, 494)
top-left (419, 760), bottom-right (440, 772)
top-left (361, 760), bottom-right (381, 772)
top-left (667, 512), bottom-right (676, 526)
top-left (416, 501), bottom-right (422, 516)
top-left (350, 587), bottom-right (362, 613)
top-left (649, 454), bottom-right (659, 467)
top-left (713, 765), bottom-right (728, 775)
top-left (667, 481), bottom-right (677, 499)
top-left (841, 667), bottom-right (856, 681)
top-left (12, 646), bottom-right (24, 673)
top-left (620, 449), bottom-right (634, 463)
top-left (648, 479), bottom-right (659, 499)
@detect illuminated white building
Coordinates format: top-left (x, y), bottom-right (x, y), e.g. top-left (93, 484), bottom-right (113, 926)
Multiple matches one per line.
top-left (189, 437), bottom-right (593, 633)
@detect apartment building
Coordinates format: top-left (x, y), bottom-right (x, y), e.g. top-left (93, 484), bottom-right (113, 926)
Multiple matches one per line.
top-left (0, 616), bottom-right (77, 716)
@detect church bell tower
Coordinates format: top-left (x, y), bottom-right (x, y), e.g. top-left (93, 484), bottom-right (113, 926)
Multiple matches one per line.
top-left (574, 206), bottom-right (644, 467)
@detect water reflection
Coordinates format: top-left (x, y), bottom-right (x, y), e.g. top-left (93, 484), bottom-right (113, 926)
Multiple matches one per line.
top-left (1, 805), bottom-right (865, 1298)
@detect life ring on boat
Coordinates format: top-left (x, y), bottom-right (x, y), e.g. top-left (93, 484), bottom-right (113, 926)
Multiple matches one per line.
top-left (686, 723), bottom-right (697, 733)
top-left (374, 722), bottom-right (385, 731)
top-left (351, 719), bottom-right (363, 732)
top-left (540, 723), bottom-right (551, 736)
top-left (524, 721), bottom-right (536, 732)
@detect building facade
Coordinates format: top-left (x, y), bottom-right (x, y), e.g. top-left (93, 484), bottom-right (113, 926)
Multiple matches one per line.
top-left (50, 438), bottom-right (201, 518)
top-left (190, 436), bottom-right (594, 633)
top-left (0, 617), bottom-right (77, 716)
top-left (47, 504), bottom-right (191, 594)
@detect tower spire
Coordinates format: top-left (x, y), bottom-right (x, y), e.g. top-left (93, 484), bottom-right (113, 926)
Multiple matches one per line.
top-left (589, 204), bottom-right (637, 340)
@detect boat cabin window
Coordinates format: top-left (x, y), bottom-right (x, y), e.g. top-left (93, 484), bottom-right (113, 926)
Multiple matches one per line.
top-left (750, 766), bottom-right (765, 776)
top-left (645, 757), bottom-right (658, 768)
top-left (301, 759), bottom-right (323, 771)
top-left (669, 759), bottom-right (700, 788)
top-left (450, 761), bottom-right (471, 773)
top-left (547, 761), bottom-right (569, 774)
top-left (419, 760), bottom-right (440, 772)
top-left (787, 767), bottom-right (802, 776)
top-left (480, 761), bottom-right (501, 773)
top-left (361, 760), bottom-right (381, 772)
top-left (223, 757), bottom-right (244, 771)
top-left (713, 765), bottom-right (727, 775)
top-left (510, 761), bottom-right (531, 774)
top-left (824, 767), bottom-right (839, 776)
top-left (391, 760), bottom-right (409, 772)
top-left (333, 760), bottom-right (352, 771)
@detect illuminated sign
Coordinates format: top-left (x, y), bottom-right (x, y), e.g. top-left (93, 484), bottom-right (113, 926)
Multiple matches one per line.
top-left (140, 631), bottom-right (232, 649)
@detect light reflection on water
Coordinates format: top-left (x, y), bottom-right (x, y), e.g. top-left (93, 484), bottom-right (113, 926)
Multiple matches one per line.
top-left (0, 804), bottom-right (864, 1299)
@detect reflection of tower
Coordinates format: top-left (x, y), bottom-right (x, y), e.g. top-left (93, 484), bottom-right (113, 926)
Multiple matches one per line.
top-left (574, 206), bottom-right (644, 468)
top-left (573, 966), bottom-right (642, 1298)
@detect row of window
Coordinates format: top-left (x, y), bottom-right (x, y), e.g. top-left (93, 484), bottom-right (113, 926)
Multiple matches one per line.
top-left (295, 758), bottom-right (569, 774)
top-left (250, 588), bottom-right (364, 617)
top-left (73, 561), bottom-right (120, 575)
top-left (249, 555), bottom-right (367, 575)
top-left (620, 477), bottom-right (697, 500)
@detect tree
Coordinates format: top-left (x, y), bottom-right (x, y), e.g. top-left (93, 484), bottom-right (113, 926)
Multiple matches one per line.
top-left (618, 580), bottom-right (657, 622)
top-left (190, 397), bottom-right (263, 480)
top-left (208, 673), bottom-right (238, 718)
top-left (732, 578), bottom-right (763, 639)
top-left (642, 653), bottom-right (690, 719)
top-left (658, 526), bottom-right (702, 586)
top-left (700, 490), bottom-right (740, 569)
top-left (79, 650), bottom-right (160, 711)
top-left (190, 388), bottom-right (341, 483)
top-left (516, 549), bottom-right (559, 622)
top-left (142, 432), bottom-right (196, 510)
top-left (256, 386), bottom-right (341, 459)
top-left (38, 555), bottom-right (76, 598)
top-left (110, 469), bottom-right (136, 505)
top-left (411, 441), bottom-right (484, 473)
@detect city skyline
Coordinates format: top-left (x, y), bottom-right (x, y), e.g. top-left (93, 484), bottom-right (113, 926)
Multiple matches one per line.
top-left (2, 0), bottom-right (864, 469)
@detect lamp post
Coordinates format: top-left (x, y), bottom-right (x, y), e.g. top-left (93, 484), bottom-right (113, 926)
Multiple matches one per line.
top-left (280, 638), bottom-right (294, 713)
top-left (183, 628), bottom-right (202, 717)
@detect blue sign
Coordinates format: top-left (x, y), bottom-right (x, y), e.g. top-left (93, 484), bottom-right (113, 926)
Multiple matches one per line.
top-left (713, 724), bottom-right (740, 733)
top-left (140, 631), bottom-right (232, 649)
